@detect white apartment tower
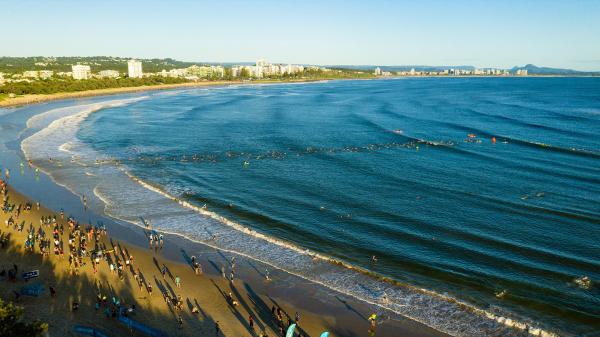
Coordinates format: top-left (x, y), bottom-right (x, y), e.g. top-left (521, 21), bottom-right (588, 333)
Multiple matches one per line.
top-left (128, 59), bottom-right (143, 78)
top-left (72, 65), bottom-right (91, 80)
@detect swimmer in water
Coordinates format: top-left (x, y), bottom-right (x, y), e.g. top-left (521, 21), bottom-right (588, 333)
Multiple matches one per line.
top-left (372, 255), bottom-right (378, 263)
top-left (575, 276), bottom-right (591, 289)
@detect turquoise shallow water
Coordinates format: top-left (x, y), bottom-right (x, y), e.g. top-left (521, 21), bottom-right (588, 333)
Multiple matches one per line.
top-left (16, 78), bottom-right (600, 335)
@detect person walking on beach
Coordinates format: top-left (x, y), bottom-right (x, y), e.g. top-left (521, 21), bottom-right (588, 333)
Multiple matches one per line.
top-left (249, 315), bottom-right (254, 329)
top-left (368, 313), bottom-right (377, 329)
top-left (215, 321), bottom-right (220, 336)
top-left (175, 275), bottom-right (181, 288)
top-left (162, 265), bottom-right (167, 279)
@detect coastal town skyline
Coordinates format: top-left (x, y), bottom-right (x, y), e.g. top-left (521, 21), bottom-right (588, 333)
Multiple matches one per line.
top-left (2, 0), bottom-right (600, 71)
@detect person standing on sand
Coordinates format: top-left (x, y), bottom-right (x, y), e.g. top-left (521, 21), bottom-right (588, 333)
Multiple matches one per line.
top-left (175, 275), bottom-right (181, 288)
top-left (215, 321), bottom-right (220, 336)
top-left (178, 315), bottom-right (183, 329)
top-left (249, 315), bottom-right (254, 329)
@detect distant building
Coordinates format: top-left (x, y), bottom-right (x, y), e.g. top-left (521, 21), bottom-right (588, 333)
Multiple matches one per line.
top-left (516, 69), bottom-right (528, 76)
top-left (98, 70), bottom-right (120, 78)
top-left (168, 68), bottom-right (187, 78)
top-left (374, 67), bottom-right (382, 76)
top-left (72, 65), bottom-right (91, 80)
top-left (23, 71), bottom-right (39, 79)
top-left (39, 70), bottom-right (54, 79)
top-left (256, 59), bottom-right (268, 67)
top-left (232, 60), bottom-right (307, 78)
top-left (186, 65), bottom-right (225, 78)
top-left (127, 59), bottom-right (143, 78)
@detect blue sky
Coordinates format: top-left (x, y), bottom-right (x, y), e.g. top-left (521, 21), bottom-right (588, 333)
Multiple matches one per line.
top-left (2, 0), bottom-right (599, 70)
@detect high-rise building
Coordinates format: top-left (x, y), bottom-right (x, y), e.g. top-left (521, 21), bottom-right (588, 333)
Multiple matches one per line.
top-left (127, 59), bottom-right (143, 78)
top-left (72, 65), bottom-right (91, 80)
top-left (374, 67), bottom-right (382, 76)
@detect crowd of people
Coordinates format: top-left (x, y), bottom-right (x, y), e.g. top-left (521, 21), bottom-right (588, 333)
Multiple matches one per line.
top-left (1, 175), bottom-right (314, 337)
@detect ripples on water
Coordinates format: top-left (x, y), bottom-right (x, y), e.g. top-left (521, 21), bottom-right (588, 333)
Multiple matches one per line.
top-left (21, 78), bottom-right (600, 336)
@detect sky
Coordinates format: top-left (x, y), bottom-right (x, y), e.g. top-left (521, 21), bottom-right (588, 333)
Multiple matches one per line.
top-left (1, 0), bottom-right (600, 70)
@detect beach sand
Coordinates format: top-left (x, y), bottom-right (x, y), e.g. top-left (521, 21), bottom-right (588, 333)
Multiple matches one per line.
top-left (0, 180), bottom-right (448, 337)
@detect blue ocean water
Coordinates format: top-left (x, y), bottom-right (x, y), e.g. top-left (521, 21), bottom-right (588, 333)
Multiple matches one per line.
top-left (21, 78), bottom-right (600, 335)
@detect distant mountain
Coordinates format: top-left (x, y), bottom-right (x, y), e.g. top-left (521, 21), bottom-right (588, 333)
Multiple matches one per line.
top-left (511, 64), bottom-right (600, 75)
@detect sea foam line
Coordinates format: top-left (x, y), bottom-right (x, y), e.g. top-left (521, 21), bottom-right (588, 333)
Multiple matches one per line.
top-left (122, 170), bottom-right (560, 337)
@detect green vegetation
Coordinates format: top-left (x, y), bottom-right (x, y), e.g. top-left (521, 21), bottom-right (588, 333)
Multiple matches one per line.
top-left (0, 299), bottom-right (48, 337)
top-left (0, 56), bottom-right (198, 74)
top-left (0, 76), bottom-right (189, 95)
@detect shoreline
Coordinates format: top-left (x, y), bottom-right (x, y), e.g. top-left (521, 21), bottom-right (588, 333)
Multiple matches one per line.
top-left (0, 93), bottom-right (450, 336)
top-left (0, 180), bottom-right (446, 337)
top-left (0, 78), bottom-right (330, 109)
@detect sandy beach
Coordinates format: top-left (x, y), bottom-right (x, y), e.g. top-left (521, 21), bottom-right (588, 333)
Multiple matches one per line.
top-left (0, 171), bottom-right (447, 337)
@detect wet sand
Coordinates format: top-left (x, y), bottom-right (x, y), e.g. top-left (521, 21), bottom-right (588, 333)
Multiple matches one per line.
top-left (0, 179), bottom-right (448, 337)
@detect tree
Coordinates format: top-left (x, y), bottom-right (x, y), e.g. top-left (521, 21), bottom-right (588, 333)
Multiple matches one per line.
top-left (0, 299), bottom-right (48, 337)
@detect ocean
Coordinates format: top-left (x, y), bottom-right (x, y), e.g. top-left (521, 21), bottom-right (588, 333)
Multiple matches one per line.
top-left (18, 78), bottom-right (600, 336)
